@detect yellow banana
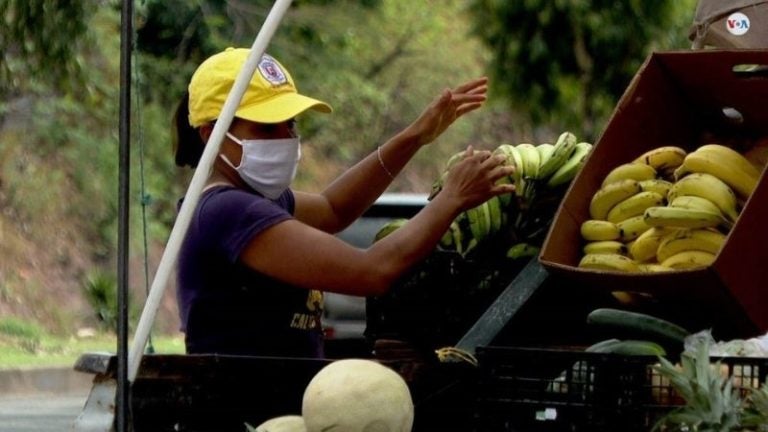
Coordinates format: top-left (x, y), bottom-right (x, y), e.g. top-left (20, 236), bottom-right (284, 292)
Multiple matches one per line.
top-left (674, 149), bottom-right (758, 199)
top-left (638, 263), bottom-right (673, 273)
top-left (606, 191), bottom-right (666, 224)
top-left (547, 142), bottom-right (592, 188)
top-left (697, 143), bottom-right (761, 180)
top-left (580, 219), bottom-right (621, 241)
top-left (583, 241), bottom-right (628, 256)
top-left (602, 162), bottom-right (658, 188)
top-left (578, 253), bottom-right (640, 272)
top-left (633, 146), bottom-right (687, 173)
top-left (643, 206), bottom-right (727, 230)
top-left (667, 172), bottom-right (740, 222)
top-left (616, 214), bottom-right (652, 242)
top-left (629, 227), bottom-right (677, 262)
top-left (656, 228), bottom-right (726, 264)
top-left (589, 179), bottom-right (643, 220)
top-left (538, 131), bottom-right (578, 180)
top-left (639, 179), bottom-right (673, 197)
top-left (668, 195), bottom-right (723, 216)
top-left (660, 250), bottom-right (716, 270)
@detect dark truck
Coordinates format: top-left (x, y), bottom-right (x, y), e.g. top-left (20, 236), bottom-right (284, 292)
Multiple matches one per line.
top-left (323, 193), bottom-right (428, 358)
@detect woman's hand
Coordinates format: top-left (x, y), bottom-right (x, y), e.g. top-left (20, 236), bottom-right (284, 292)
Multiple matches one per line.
top-left (439, 146), bottom-right (515, 211)
top-left (405, 77), bottom-right (488, 147)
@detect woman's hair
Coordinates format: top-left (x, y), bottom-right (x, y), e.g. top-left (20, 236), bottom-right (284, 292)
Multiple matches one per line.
top-left (172, 91), bottom-right (206, 168)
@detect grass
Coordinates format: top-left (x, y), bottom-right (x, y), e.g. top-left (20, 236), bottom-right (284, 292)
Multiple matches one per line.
top-left (0, 332), bottom-right (185, 369)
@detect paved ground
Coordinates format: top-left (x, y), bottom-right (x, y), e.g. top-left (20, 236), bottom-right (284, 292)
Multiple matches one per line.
top-left (0, 367), bottom-right (93, 432)
top-left (0, 392), bottom-right (88, 432)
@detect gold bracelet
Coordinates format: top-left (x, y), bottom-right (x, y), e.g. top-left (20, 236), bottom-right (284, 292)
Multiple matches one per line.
top-left (377, 145), bottom-right (395, 179)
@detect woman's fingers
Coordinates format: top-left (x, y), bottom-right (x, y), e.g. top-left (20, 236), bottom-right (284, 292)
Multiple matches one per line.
top-left (452, 77), bottom-right (488, 94)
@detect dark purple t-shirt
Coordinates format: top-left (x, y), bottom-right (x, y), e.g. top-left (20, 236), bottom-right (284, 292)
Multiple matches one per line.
top-left (177, 185), bottom-right (324, 358)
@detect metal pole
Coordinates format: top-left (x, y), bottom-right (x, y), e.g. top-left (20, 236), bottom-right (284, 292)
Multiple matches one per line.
top-left (128, 0), bottom-right (295, 381)
top-left (117, 0), bottom-right (133, 429)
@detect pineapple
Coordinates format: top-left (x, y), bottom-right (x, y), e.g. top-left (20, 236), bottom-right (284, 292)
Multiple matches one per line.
top-left (742, 380), bottom-right (768, 431)
top-left (652, 342), bottom-right (743, 432)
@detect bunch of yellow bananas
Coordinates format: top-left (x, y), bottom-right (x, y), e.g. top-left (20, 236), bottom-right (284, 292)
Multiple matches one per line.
top-left (381, 131), bottom-right (593, 259)
top-left (579, 144), bottom-right (762, 273)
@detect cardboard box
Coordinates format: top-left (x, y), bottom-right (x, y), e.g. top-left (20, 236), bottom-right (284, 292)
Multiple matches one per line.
top-left (539, 50), bottom-right (768, 339)
top-left (690, 1), bottom-right (768, 49)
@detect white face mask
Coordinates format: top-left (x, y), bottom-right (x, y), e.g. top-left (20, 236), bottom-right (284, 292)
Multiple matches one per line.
top-left (222, 132), bottom-right (301, 199)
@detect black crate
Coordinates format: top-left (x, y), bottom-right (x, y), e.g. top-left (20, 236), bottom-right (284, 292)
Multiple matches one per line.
top-left (472, 346), bottom-right (768, 432)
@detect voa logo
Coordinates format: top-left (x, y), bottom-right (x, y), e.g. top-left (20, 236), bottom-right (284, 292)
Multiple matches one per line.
top-left (726, 12), bottom-right (750, 36)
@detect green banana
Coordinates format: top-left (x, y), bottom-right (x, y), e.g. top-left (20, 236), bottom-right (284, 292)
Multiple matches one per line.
top-left (430, 150), bottom-right (466, 199)
top-left (466, 201), bottom-right (491, 244)
top-left (506, 242), bottom-right (541, 259)
top-left (439, 227), bottom-right (454, 249)
top-left (516, 143), bottom-right (540, 180)
top-left (450, 220), bottom-right (464, 255)
top-left (536, 143), bottom-right (554, 172)
top-left (538, 131), bottom-right (578, 180)
top-left (547, 142), bottom-right (592, 188)
top-left (373, 218), bottom-right (408, 242)
top-left (486, 196), bottom-right (504, 234)
top-left (516, 143), bottom-right (540, 201)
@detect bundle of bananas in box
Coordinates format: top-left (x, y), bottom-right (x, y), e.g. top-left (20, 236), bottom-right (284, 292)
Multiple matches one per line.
top-left (579, 144), bottom-right (762, 272)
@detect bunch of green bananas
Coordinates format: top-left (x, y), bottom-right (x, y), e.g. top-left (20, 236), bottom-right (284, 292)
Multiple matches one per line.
top-left (579, 144), bottom-right (761, 273)
top-left (378, 131), bottom-right (593, 261)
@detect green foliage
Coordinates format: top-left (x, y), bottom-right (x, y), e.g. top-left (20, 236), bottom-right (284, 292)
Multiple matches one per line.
top-left (0, 333), bottom-right (185, 368)
top-left (0, 317), bottom-right (44, 340)
top-left (81, 270), bottom-right (133, 333)
top-left (0, 317), bottom-right (45, 354)
top-left (466, 0), bottom-right (698, 139)
top-left (0, 0), bottom-right (708, 338)
top-left (743, 380), bottom-right (768, 430)
top-left (0, 0), bottom-right (93, 100)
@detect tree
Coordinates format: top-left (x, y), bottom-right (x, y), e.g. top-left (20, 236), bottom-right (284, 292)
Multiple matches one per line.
top-left (0, 0), bottom-right (91, 102)
top-left (466, 0), bottom-right (696, 140)
top-left (135, 0), bottom-right (494, 192)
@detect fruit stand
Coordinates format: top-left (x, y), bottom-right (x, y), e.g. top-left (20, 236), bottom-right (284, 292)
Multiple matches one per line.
top-left (74, 51), bottom-right (768, 431)
top-left (78, 0), bottom-right (768, 429)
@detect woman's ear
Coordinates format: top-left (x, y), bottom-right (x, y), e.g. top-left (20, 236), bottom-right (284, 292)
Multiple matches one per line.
top-left (198, 123), bottom-right (214, 143)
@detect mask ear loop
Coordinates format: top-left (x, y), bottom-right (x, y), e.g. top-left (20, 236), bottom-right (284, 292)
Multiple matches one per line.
top-left (221, 132), bottom-right (243, 169)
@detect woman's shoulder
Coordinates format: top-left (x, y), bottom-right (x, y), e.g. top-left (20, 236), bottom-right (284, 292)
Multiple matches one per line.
top-left (199, 185), bottom-right (293, 217)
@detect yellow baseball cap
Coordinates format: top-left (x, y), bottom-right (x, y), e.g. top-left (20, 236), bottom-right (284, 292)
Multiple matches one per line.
top-left (188, 47), bottom-right (332, 127)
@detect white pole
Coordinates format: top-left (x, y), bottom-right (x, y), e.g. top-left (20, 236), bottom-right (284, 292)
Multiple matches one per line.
top-left (128, 0), bottom-right (295, 382)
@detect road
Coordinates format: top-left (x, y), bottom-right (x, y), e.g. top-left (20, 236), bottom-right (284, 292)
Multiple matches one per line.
top-left (0, 367), bottom-right (92, 432)
top-left (0, 392), bottom-right (88, 432)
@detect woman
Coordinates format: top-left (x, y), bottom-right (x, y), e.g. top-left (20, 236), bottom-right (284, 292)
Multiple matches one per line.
top-left (172, 47), bottom-right (514, 358)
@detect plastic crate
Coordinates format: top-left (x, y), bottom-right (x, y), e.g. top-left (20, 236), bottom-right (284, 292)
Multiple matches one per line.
top-left (473, 346), bottom-right (768, 432)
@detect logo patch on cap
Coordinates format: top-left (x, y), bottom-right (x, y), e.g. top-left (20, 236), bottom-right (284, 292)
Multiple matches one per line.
top-left (258, 55), bottom-right (288, 86)
top-left (726, 12), bottom-right (750, 36)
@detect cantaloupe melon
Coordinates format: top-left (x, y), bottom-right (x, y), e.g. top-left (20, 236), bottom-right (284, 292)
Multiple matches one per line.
top-left (252, 415), bottom-right (306, 432)
top-left (302, 359), bottom-right (414, 432)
